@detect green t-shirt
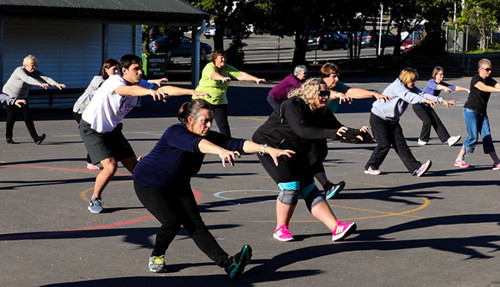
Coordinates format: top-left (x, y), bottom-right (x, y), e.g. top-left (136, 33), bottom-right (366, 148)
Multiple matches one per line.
top-left (195, 62), bottom-right (241, 105)
top-left (327, 81), bottom-right (350, 114)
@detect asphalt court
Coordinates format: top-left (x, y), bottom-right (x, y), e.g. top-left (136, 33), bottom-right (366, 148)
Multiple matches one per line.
top-left (2, 77), bottom-right (500, 287)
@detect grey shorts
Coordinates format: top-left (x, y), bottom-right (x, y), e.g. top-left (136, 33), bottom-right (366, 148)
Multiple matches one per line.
top-left (79, 120), bottom-right (136, 164)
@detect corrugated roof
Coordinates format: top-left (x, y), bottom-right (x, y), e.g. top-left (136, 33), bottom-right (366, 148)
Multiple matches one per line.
top-left (0, 0), bottom-right (208, 25)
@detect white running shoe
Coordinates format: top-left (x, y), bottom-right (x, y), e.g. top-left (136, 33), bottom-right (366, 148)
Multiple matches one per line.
top-left (447, 135), bottom-right (461, 146)
top-left (417, 139), bottom-right (427, 146)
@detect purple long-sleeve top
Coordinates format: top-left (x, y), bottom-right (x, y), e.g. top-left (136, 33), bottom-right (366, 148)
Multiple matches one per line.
top-left (269, 73), bottom-right (303, 101)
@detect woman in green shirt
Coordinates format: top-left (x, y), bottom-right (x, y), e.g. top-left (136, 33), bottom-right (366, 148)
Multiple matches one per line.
top-left (195, 50), bottom-right (266, 137)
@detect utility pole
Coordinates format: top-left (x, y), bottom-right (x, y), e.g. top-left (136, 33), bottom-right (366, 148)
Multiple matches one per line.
top-left (378, 2), bottom-right (384, 56)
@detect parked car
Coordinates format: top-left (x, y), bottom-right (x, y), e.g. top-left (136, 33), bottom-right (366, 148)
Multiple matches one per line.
top-left (149, 36), bottom-right (212, 57)
top-left (400, 32), bottom-right (423, 51)
top-left (359, 30), bottom-right (398, 48)
top-left (204, 26), bottom-right (216, 39)
top-left (307, 31), bottom-right (348, 50)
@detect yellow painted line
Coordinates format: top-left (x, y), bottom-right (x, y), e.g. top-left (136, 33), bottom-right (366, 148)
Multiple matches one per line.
top-left (79, 180), bottom-right (148, 215)
top-left (236, 116), bottom-right (266, 122)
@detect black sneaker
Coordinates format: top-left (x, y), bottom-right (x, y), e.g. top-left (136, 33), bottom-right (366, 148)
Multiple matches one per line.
top-left (34, 133), bottom-right (46, 145)
top-left (6, 138), bottom-right (18, 144)
top-left (325, 181), bottom-right (346, 200)
top-left (225, 245), bottom-right (252, 279)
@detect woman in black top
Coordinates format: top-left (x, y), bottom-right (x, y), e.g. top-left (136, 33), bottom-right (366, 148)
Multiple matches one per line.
top-left (252, 78), bottom-right (357, 242)
top-left (454, 59), bottom-right (500, 170)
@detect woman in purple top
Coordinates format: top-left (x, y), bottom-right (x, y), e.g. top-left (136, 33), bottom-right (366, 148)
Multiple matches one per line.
top-left (413, 66), bottom-right (469, 146)
top-left (133, 99), bottom-right (294, 277)
top-left (267, 65), bottom-right (308, 111)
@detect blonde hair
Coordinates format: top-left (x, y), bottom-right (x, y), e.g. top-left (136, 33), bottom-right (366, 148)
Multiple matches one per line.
top-left (288, 78), bottom-right (323, 110)
top-left (399, 68), bottom-right (419, 85)
top-left (23, 55), bottom-right (38, 67)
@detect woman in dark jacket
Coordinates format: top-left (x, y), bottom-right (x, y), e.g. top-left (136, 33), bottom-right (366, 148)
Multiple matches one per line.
top-left (133, 99), bottom-right (294, 277)
top-left (252, 78), bottom-right (357, 242)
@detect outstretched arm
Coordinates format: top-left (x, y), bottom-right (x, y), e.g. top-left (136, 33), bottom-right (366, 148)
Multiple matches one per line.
top-left (198, 139), bottom-right (294, 167)
top-left (346, 88), bottom-right (390, 102)
top-left (158, 85), bottom-right (210, 98)
top-left (115, 85), bottom-right (168, 102)
top-left (148, 77), bottom-right (169, 86)
top-left (454, 85), bottom-right (470, 93)
top-left (236, 72), bottom-right (266, 84)
top-left (475, 81), bottom-right (500, 93)
top-left (210, 71), bottom-right (231, 83)
top-left (242, 141), bottom-right (295, 166)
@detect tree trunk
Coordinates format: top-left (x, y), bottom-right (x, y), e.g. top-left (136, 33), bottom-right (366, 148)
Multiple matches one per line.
top-left (214, 19), bottom-right (225, 52)
top-left (292, 31), bottom-right (308, 66)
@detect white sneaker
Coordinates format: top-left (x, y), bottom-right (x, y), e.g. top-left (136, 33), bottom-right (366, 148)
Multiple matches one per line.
top-left (417, 139), bottom-right (427, 146)
top-left (364, 166), bottom-right (381, 175)
top-left (447, 135), bottom-right (461, 146)
top-left (414, 160), bottom-right (432, 177)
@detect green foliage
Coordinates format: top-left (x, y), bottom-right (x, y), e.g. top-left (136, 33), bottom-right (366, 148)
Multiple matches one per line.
top-left (188, 0), bottom-right (256, 58)
top-left (417, 0), bottom-right (454, 54)
top-left (458, 0), bottom-right (500, 51)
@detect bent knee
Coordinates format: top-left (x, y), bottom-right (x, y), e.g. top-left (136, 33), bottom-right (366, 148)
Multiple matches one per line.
top-left (278, 189), bottom-right (299, 205)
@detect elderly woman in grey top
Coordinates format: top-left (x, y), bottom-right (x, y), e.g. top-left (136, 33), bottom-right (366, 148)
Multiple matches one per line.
top-left (2, 55), bottom-right (66, 144)
top-left (364, 68), bottom-right (456, 177)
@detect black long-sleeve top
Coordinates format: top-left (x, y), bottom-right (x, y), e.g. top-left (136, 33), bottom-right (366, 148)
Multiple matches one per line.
top-left (252, 97), bottom-right (342, 153)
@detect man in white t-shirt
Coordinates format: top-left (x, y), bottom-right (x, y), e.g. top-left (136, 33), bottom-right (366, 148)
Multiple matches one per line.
top-left (80, 54), bottom-right (208, 213)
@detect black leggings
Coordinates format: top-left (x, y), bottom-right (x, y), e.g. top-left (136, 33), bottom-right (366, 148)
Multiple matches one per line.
top-left (5, 102), bottom-right (39, 140)
top-left (412, 103), bottom-right (450, 142)
top-left (212, 104), bottom-right (231, 137)
top-left (134, 181), bottom-right (229, 267)
top-left (365, 112), bottom-right (421, 173)
top-left (308, 140), bottom-right (328, 175)
top-left (73, 113), bottom-right (92, 164)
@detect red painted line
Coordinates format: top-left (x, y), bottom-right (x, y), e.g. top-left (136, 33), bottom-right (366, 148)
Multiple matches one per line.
top-left (74, 215), bottom-right (155, 231)
top-left (0, 164), bottom-right (129, 176)
top-left (0, 163), bottom-right (203, 240)
top-left (0, 189), bottom-right (203, 241)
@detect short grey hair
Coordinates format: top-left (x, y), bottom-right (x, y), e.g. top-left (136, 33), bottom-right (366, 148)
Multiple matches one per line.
top-left (23, 55), bottom-right (38, 67)
top-left (478, 58), bottom-right (492, 69)
top-left (293, 65), bottom-right (308, 77)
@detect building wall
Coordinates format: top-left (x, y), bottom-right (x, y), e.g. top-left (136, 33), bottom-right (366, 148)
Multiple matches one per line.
top-left (2, 17), bottom-right (141, 90)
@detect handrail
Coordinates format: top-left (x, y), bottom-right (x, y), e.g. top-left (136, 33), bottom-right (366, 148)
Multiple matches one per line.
top-left (450, 37), bottom-right (471, 74)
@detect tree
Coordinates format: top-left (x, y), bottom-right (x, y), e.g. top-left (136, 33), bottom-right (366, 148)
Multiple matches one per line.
top-left (418, 0), bottom-right (455, 54)
top-left (458, 0), bottom-right (500, 51)
top-left (188, 0), bottom-right (257, 65)
top-left (259, 0), bottom-right (344, 65)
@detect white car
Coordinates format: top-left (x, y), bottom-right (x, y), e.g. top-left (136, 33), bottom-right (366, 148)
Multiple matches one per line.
top-left (204, 27), bottom-right (216, 38)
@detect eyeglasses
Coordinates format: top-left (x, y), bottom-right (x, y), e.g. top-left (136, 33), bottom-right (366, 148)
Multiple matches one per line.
top-left (483, 67), bottom-right (492, 72)
top-left (318, 90), bottom-right (330, 97)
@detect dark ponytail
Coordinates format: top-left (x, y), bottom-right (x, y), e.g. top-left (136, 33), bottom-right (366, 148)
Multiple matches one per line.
top-left (178, 99), bottom-right (212, 123)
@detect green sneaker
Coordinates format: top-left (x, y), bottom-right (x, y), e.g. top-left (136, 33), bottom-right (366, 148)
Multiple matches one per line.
top-left (224, 245), bottom-right (252, 279)
top-left (148, 255), bottom-right (167, 273)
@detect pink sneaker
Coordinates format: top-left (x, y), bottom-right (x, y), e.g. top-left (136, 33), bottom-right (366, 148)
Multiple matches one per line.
top-left (332, 220), bottom-right (357, 242)
top-left (273, 225), bottom-right (294, 242)
top-left (493, 162), bottom-right (500, 170)
top-left (364, 166), bottom-right (381, 175)
top-left (454, 159), bottom-right (470, 168)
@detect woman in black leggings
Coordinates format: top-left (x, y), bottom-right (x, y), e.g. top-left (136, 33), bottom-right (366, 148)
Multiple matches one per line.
top-left (252, 78), bottom-right (357, 243)
top-left (133, 99), bottom-right (293, 277)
